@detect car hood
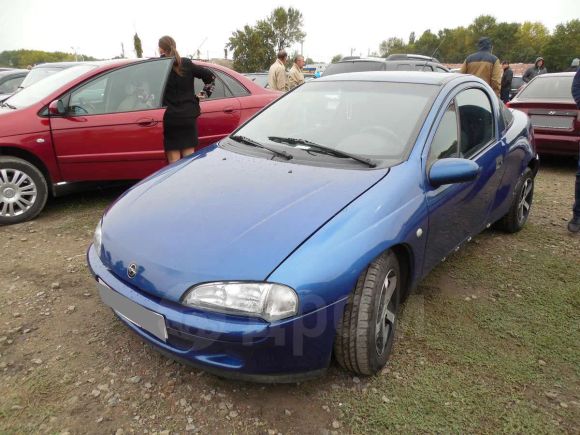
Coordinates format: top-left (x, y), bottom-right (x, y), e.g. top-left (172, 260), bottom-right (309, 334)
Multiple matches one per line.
top-left (100, 145), bottom-right (388, 302)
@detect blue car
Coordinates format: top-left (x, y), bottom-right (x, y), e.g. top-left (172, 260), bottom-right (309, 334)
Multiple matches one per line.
top-left (88, 72), bottom-right (538, 381)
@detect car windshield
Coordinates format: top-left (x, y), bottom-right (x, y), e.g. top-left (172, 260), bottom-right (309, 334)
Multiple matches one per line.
top-left (517, 75), bottom-right (574, 100)
top-left (232, 80), bottom-right (438, 166)
top-left (4, 65), bottom-right (96, 109)
top-left (19, 66), bottom-right (69, 89)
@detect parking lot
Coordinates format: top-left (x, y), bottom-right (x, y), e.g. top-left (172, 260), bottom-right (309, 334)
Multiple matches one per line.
top-left (0, 157), bottom-right (578, 434)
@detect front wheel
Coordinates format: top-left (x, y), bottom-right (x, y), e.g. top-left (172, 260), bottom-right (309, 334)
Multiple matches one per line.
top-left (0, 157), bottom-right (48, 225)
top-left (495, 167), bottom-right (534, 233)
top-left (334, 250), bottom-right (401, 375)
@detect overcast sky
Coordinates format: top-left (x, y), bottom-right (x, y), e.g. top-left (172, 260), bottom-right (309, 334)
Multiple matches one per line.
top-left (1, 0), bottom-right (578, 63)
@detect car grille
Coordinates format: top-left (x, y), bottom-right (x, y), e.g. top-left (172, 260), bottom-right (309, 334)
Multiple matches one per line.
top-left (530, 115), bottom-right (574, 130)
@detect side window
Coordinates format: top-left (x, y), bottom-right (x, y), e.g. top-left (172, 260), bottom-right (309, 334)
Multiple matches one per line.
top-left (194, 72), bottom-right (228, 100)
top-left (0, 76), bottom-right (25, 94)
top-left (436, 67), bottom-right (448, 73)
top-left (68, 59), bottom-right (171, 115)
top-left (420, 64), bottom-right (434, 71)
top-left (456, 88), bottom-right (495, 158)
top-left (214, 70), bottom-right (249, 97)
top-left (428, 101), bottom-right (459, 167)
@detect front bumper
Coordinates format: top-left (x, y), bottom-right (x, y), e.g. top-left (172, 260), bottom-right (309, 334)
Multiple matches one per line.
top-left (87, 245), bottom-right (345, 382)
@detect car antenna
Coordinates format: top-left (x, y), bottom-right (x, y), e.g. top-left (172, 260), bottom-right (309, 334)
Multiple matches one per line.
top-left (422, 35), bottom-right (447, 71)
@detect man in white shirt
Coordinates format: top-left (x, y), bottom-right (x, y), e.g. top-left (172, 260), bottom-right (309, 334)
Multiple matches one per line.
top-left (268, 50), bottom-right (288, 92)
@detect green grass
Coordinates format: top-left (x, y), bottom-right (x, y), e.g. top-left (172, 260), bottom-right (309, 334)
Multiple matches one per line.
top-left (331, 222), bottom-right (580, 434)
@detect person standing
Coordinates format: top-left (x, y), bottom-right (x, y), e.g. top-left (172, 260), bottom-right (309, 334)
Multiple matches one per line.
top-left (159, 36), bottom-right (215, 164)
top-left (288, 55), bottom-right (306, 90)
top-left (568, 68), bottom-right (580, 233)
top-left (500, 61), bottom-right (513, 103)
top-left (268, 50), bottom-right (288, 92)
top-left (459, 37), bottom-right (502, 96)
top-left (522, 57), bottom-right (547, 83)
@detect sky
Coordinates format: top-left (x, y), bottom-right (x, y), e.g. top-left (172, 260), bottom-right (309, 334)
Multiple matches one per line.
top-left (0, 0), bottom-right (578, 63)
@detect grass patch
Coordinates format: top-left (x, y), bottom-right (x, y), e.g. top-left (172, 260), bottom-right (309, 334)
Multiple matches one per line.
top-left (331, 221), bottom-right (579, 433)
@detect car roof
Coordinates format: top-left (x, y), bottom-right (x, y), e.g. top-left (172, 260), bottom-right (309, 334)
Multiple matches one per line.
top-left (316, 71), bottom-right (457, 86)
top-left (533, 72), bottom-right (576, 77)
top-left (0, 69), bottom-right (28, 77)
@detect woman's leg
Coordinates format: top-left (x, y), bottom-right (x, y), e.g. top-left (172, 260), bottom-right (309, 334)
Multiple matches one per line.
top-left (166, 150), bottom-right (181, 164)
top-left (181, 146), bottom-right (196, 157)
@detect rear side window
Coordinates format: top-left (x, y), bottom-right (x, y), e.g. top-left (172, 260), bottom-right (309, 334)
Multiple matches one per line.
top-left (518, 76), bottom-right (573, 100)
top-left (215, 70), bottom-right (249, 97)
top-left (323, 61), bottom-right (385, 76)
top-left (194, 72), bottom-right (230, 99)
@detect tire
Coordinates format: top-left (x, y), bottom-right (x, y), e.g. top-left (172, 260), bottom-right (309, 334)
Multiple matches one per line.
top-left (495, 167), bottom-right (534, 233)
top-left (334, 250), bottom-right (401, 375)
top-left (0, 157), bottom-right (48, 225)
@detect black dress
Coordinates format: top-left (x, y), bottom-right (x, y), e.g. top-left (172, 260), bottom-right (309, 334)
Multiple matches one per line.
top-left (162, 58), bottom-right (214, 151)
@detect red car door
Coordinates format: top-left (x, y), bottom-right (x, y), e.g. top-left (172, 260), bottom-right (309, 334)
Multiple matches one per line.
top-left (49, 58), bottom-right (173, 181)
top-left (195, 69), bottom-right (241, 149)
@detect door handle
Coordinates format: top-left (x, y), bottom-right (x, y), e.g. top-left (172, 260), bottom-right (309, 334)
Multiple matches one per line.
top-left (223, 107), bottom-right (235, 113)
top-left (496, 155), bottom-right (503, 169)
top-left (137, 118), bottom-right (158, 127)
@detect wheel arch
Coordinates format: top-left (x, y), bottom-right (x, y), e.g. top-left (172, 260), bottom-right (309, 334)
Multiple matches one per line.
top-left (0, 146), bottom-right (53, 195)
top-left (388, 243), bottom-right (414, 301)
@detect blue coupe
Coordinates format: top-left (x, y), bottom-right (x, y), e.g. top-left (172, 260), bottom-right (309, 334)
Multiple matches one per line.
top-left (88, 72), bottom-right (538, 381)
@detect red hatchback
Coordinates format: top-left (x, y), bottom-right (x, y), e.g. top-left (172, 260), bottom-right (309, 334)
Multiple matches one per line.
top-left (0, 58), bottom-right (279, 224)
top-left (507, 72), bottom-right (579, 157)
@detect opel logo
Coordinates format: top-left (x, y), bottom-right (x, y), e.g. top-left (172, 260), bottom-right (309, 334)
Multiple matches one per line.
top-left (127, 263), bottom-right (138, 279)
top-left (548, 111), bottom-right (556, 115)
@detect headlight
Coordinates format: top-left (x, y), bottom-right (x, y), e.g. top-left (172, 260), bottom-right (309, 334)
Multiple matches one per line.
top-left (182, 282), bottom-right (298, 322)
top-left (93, 220), bottom-right (102, 256)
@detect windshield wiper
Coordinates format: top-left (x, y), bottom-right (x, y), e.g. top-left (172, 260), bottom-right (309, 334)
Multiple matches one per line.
top-left (230, 135), bottom-right (293, 160)
top-left (0, 101), bottom-right (16, 109)
top-left (268, 136), bottom-right (378, 168)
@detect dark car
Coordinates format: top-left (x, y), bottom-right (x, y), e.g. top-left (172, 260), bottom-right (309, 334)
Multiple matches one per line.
top-left (509, 75), bottom-right (524, 100)
top-left (507, 72), bottom-right (578, 156)
top-left (323, 54), bottom-right (449, 77)
top-left (0, 59), bottom-right (280, 225)
top-left (0, 69), bottom-right (28, 100)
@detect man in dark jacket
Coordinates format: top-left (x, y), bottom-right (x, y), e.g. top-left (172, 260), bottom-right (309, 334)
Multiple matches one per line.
top-left (522, 57), bottom-right (547, 83)
top-left (568, 68), bottom-right (580, 233)
top-left (460, 37), bottom-right (502, 96)
top-left (500, 61), bottom-right (513, 103)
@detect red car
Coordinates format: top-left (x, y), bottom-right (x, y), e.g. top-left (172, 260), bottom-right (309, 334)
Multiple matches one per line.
top-left (507, 72), bottom-right (579, 157)
top-left (0, 58), bottom-right (279, 225)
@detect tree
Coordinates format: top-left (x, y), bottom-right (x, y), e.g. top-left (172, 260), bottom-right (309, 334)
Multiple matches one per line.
top-left (331, 54), bottom-right (343, 63)
top-left (134, 33), bottom-right (143, 58)
top-left (543, 19), bottom-right (580, 71)
top-left (414, 30), bottom-right (440, 57)
top-left (227, 7), bottom-right (305, 72)
top-left (0, 49), bottom-right (98, 68)
top-left (227, 24), bottom-right (275, 72)
top-left (379, 37), bottom-right (406, 57)
top-left (268, 7), bottom-right (306, 51)
top-left (513, 22), bottom-right (550, 63)
top-left (305, 57), bottom-right (314, 64)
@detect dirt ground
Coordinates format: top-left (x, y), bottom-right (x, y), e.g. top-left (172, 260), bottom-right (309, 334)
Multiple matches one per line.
top-left (0, 157), bottom-right (578, 434)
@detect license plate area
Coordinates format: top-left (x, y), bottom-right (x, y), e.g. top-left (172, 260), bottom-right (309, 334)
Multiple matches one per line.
top-left (98, 280), bottom-right (167, 341)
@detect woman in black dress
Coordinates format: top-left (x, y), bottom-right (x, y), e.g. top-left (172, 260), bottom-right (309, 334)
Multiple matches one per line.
top-left (158, 36), bottom-right (215, 163)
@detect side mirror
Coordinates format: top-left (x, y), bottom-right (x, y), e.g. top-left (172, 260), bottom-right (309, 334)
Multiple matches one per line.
top-left (429, 158), bottom-right (480, 188)
top-left (48, 100), bottom-right (66, 116)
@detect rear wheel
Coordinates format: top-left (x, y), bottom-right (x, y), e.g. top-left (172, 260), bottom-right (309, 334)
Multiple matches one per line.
top-left (495, 167), bottom-right (534, 233)
top-left (334, 250), bottom-right (401, 375)
top-left (0, 157), bottom-right (48, 225)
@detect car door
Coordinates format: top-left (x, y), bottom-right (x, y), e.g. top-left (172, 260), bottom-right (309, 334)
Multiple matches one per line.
top-left (422, 86), bottom-right (506, 273)
top-left (49, 58), bottom-right (173, 181)
top-left (195, 68), bottom-right (241, 149)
